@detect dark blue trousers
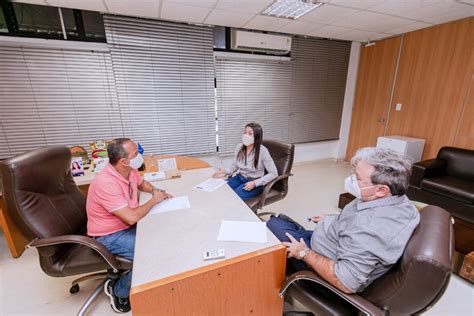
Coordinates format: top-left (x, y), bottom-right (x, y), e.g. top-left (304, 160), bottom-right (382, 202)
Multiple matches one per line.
top-left (267, 215), bottom-right (312, 272)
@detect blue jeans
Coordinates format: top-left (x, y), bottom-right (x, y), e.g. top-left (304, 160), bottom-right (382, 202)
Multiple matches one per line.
top-left (96, 226), bottom-right (136, 298)
top-left (267, 216), bottom-right (312, 271)
top-left (227, 174), bottom-right (264, 201)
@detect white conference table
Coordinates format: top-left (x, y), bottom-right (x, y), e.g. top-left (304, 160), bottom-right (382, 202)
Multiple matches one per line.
top-left (131, 167), bottom-right (286, 315)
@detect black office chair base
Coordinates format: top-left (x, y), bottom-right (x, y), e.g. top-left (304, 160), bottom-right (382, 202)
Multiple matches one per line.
top-left (71, 271), bottom-right (109, 293)
top-left (74, 270), bottom-right (125, 316)
top-left (77, 277), bottom-right (109, 316)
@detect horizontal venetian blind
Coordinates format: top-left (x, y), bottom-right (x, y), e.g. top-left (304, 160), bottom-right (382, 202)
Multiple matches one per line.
top-left (103, 15), bottom-right (216, 155)
top-left (215, 37), bottom-right (351, 154)
top-left (0, 44), bottom-right (123, 159)
top-left (216, 59), bottom-right (292, 154)
top-left (289, 37), bottom-right (351, 143)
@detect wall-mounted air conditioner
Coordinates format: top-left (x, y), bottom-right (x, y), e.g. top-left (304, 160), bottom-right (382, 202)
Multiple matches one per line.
top-left (232, 30), bottom-right (292, 55)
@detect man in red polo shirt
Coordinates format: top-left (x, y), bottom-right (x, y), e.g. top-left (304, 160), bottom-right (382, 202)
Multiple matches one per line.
top-left (86, 138), bottom-right (170, 313)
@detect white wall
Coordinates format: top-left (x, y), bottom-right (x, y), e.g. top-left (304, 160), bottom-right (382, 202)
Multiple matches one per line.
top-left (336, 42), bottom-right (361, 160)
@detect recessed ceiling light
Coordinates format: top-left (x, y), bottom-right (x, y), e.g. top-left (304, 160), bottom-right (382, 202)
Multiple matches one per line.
top-left (262, 0), bottom-right (324, 20)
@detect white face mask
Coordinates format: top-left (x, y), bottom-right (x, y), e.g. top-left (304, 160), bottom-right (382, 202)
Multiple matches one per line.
top-left (344, 175), bottom-right (378, 200)
top-left (128, 153), bottom-right (144, 170)
top-left (242, 134), bottom-right (254, 146)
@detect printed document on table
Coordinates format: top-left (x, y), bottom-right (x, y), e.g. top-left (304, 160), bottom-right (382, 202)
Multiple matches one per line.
top-left (158, 158), bottom-right (177, 171)
top-left (217, 220), bottom-right (267, 243)
top-left (194, 178), bottom-right (226, 192)
top-left (149, 196), bottom-right (190, 215)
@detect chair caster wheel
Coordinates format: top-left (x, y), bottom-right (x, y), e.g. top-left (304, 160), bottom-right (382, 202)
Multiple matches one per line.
top-left (70, 284), bottom-right (80, 294)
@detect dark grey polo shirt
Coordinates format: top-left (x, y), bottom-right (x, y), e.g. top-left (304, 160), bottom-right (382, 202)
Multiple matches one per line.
top-left (311, 195), bottom-right (420, 293)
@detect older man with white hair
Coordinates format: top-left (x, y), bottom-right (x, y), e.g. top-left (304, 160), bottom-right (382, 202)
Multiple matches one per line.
top-left (267, 147), bottom-right (420, 294)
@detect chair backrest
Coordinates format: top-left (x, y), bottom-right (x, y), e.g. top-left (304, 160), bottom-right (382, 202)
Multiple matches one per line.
top-left (361, 205), bottom-right (453, 314)
top-left (0, 146), bottom-right (87, 259)
top-left (262, 139), bottom-right (295, 193)
top-left (437, 146), bottom-right (474, 181)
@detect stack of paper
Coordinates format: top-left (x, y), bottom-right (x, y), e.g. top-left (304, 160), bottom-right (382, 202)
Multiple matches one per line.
top-left (194, 178), bottom-right (227, 192)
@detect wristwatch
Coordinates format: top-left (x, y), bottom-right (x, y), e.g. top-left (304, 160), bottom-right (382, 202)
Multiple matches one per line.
top-left (299, 248), bottom-right (310, 260)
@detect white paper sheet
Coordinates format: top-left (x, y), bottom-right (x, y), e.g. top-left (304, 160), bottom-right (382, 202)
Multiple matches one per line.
top-left (144, 171), bottom-right (166, 181)
top-left (194, 178), bottom-right (227, 192)
top-left (149, 196), bottom-right (190, 215)
top-left (217, 220), bottom-right (268, 243)
top-left (158, 158), bottom-right (177, 172)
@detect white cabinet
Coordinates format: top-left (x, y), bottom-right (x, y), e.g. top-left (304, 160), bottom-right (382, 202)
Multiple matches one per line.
top-left (376, 136), bottom-right (425, 162)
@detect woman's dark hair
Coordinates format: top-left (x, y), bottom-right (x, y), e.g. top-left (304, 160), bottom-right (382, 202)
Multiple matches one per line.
top-left (237, 123), bottom-right (263, 169)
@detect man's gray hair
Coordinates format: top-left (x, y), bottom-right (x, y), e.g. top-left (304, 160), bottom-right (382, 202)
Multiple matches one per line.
top-left (107, 138), bottom-right (131, 165)
top-left (351, 147), bottom-right (413, 196)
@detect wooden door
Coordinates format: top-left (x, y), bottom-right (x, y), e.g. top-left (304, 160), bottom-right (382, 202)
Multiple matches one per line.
top-left (386, 18), bottom-right (473, 159)
top-left (345, 36), bottom-right (402, 160)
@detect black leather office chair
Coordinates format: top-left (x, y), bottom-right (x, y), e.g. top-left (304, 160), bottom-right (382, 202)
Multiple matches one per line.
top-left (280, 205), bottom-right (453, 316)
top-left (245, 139), bottom-right (295, 215)
top-left (0, 146), bottom-right (132, 316)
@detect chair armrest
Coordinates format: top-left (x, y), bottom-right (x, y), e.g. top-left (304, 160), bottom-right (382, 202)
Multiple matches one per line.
top-left (258, 173), bottom-right (293, 209)
top-left (279, 271), bottom-right (383, 316)
top-left (410, 159), bottom-right (446, 186)
top-left (28, 235), bottom-right (122, 272)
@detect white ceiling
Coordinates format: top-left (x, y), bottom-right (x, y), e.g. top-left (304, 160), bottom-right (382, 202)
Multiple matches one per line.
top-left (13, 0), bottom-right (474, 42)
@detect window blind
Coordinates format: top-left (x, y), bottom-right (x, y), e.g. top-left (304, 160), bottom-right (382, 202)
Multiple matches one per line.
top-left (215, 59), bottom-right (292, 154)
top-left (103, 15), bottom-right (216, 156)
top-left (215, 37), bottom-right (351, 154)
top-left (0, 44), bottom-right (122, 159)
top-left (289, 37), bottom-right (351, 143)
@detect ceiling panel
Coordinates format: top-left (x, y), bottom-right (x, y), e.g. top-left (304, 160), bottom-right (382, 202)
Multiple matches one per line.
top-left (333, 11), bottom-right (413, 34)
top-left (403, 1), bottom-right (474, 23)
top-left (370, 33), bottom-right (394, 40)
top-left (308, 25), bottom-right (353, 38)
top-left (45, 0), bottom-right (108, 12)
top-left (160, 1), bottom-right (211, 23)
top-left (215, 0), bottom-right (274, 14)
top-left (165, 0), bottom-right (216, 8)
top-left (384, 21), bottom-right (432, 35)
top-left (369, 0), bottom-right (443, 16)
top-left (10, 0), bottom-right (474, 43)
top-left (105, 0), bottom-right (160, 18)
top-left (429, 11), bottom-right (474, 24)
top-left (277, 20), bottom-right (325, 36)
top-left (333, 29), bottom-right (380, 41)
top-left (205, 9), bottom-right (254, 28)
top-left (327, 0), bottom-right (382, 10)
top-left (243, 15), bottom-right (292, 32)
top-left (299, 4), bottom-right (359, 24)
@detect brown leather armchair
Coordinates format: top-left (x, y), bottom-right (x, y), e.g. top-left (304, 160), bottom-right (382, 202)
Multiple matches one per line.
top-left (280, 205), bottom-right (453, 316)
top-left (407, 147), bottom-right (474, 257)
top-left (0, 146), bottom-right (132, 316)
top-left (245, 139), bottom-right (295, 214)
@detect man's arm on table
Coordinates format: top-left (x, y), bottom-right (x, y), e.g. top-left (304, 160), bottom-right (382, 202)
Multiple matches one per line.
top-left (113, 190), bottom-right (170, 226)
top-left (138, 179), bottom-right (163, 194)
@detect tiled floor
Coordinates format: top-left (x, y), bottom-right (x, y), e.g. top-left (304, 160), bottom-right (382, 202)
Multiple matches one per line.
top-left (0, 161), bottom-right (472, 315)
